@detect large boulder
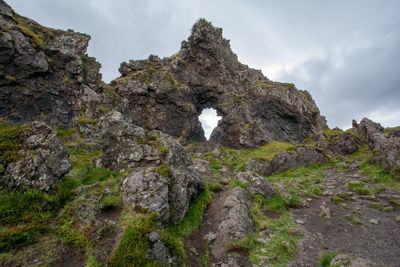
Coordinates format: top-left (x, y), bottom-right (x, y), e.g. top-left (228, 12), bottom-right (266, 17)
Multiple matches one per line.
top-left (326, 131), bottom-right (360, 155)
top-left (237, 171), bottom-right (276, 198)
top-left (246, 146), bottom-right (329, 177)
top-left (111, 19), bottom-right (326, 148)
top-left (1, 121), bottom-right (73, 191)
top-left (211, 187), bottom-right (254, 260)
top-left (353, 118), bottom-right (400, 172)
top-left (99, 111), bottom-right (205, 225)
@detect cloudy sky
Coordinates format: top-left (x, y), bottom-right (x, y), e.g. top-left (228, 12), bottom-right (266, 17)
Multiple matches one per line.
top-left (8, 0), bottom-right (400, 130)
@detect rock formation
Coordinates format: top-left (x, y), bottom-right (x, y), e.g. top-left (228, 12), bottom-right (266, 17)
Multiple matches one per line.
top-left (0, 121), bottom-right (72, 191)
top-left (112, 19), bottom-right (326, 148)
top-left (0, 0), bottom-right (106, 128)
top-left (246, 146), bottom-right (329, 177)
top-left (211, 187), bottom-right (254, 262)
top-left (99, 111), bottom-right (205, 225)
top-left (236, 171), bottom-right (276, 197)
top-left (353, 118), bottom-right (400, 173)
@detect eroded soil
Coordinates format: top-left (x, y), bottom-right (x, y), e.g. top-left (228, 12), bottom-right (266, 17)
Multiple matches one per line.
top-left (290, 161), bottom-right (400, 267)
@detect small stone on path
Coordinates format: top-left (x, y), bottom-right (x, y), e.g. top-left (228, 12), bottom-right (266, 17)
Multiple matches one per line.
top-left (319, 206), bottom-right (331, 219)
top-left (369, 219), bottom-right (379, 225)
top-left (295, 219), bottom-right (305, 224)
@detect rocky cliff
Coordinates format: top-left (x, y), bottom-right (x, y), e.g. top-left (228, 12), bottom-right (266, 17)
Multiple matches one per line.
top-left (0, 0), bottom-right (108, 128)
top-left (0, 0), bottom-right (326, 149)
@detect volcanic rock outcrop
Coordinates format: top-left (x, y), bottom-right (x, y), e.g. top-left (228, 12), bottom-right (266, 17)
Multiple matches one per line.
top-left (98, 111), bottom-right (205, 225)
top-left (112, 19), bottom-right (326, 148)
top-left (0, 121), bottom-right (72, 191)
top-left (353, 118), bottom-right (400, 173)
top-left (0, 0), bottom-right (104, 128)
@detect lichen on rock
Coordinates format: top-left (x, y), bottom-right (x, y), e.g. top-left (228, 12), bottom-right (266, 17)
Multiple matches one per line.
top-left (0, 121), bottom-right (73, 191)
top-left (98, 111), bottom-right (205, 225)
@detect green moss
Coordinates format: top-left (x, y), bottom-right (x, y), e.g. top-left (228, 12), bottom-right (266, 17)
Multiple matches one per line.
top-left (282, 82), bottom-right (295, 89)
top-left (99, 194), bottom-right (122, 210)
top-left (12, 13), bottom-right (63, 51)
top-left (0, 121), bottom-right (27, 174)
top-left (5, 75), bottom-right (16, 82)
top-left (323, 128), bottom-right (343, 141)
top-left (347, 182), bottom-right (383, 195)
top-left (320, 251), bottom-right (339, 267)
top-left (207, 182), bottom-right (223, 192)
top-left (253, 81), bottom-right (269, 90)
top-left (203, 240), bottom-right (210, 266)
top-left (367, 203), bottom-right (384, 211)
top-left (221, 102), bottom-right (229, 107)
top-left (345, 216), bottom-right (364, 225)
top-left (77, 115), bottom-right (97, 126)
top-left (154, 163), bottom-right (171, 179)
top-left (158, 145), bottom-right (168, 157)
top-left (85, 253), bottom-right (102, 267)
top-left (15, 24), bottom-right (45, 50)
top-left (108, 212), bottom-right (159, 267)
top-left (384, 126), bottom-right (400, 137)
top-left (228, 180), bottom-right (248, 190)
top-left (332, 197), bottom-right (344, 204)
top-left (221, 141), bottom-right (295, 172)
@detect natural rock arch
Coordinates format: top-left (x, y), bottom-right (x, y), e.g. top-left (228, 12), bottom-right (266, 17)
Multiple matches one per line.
top-left (112, 19), bottom-right (326, 148)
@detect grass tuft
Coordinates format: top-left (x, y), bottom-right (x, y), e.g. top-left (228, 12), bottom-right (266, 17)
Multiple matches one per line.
top-left (108, 212), bottom-right (159, 267)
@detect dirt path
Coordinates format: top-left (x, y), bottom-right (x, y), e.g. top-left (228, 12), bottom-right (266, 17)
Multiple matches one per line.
top-left (289, 161), bottom-right (400, 266)
top-left (189, 153), bottom-right (400, 267)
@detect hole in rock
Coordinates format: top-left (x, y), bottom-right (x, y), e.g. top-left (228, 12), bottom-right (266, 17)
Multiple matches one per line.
top-left (199, 108), bottom-right (221, 140)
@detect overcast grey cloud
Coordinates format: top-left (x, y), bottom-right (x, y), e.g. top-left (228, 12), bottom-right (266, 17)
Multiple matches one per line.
top-left (7, 0), bottom-right (400, 129)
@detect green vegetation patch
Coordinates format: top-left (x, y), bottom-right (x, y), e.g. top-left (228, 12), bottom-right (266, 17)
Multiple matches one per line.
top-left (108, 212), bottom-right (159, 267)
top-left (320, 251), bottom-right (339, 267)
top-left (163, 187), bottom-right (213, 259)
top-left (342, 145), bottom-right (400, 191)
top-left (0, 223), bottom-right (49, 252)
top-left (237, 194), bottom-right (301, 265)
top-left (154, 163), bottom-right (171, 179)
top-left (347, 181), bottom-right (383, 195)
top-left (12, 14), bottom-right (63, 51)
top-left (220, 141), bottom-right (295, 172)
top-left (268, 163), bottom-right (330, 200)
top-left (0, 121), bottom-right (27, 174)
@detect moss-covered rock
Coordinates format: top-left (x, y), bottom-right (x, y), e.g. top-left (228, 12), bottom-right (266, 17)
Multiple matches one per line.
top-left (0, 121), bottom-right (72, 192)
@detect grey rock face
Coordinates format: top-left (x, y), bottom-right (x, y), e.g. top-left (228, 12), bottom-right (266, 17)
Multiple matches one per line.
top-left (121, 169), bottom-right (170, 224)
top-left (112, 19), bottom-right (326, 148)
top-left (100, 111), bottom-right (205, 225)
top-left (212, 187), bottom-right (254, 260)
top-left (353, 118), bottom-right (400, 172)
top-left (237, 171), bottom-right (276, 198)
top-left (1, 121), bottom-right (73, 191)
top-left (247, 146), bottom-right (329, 177)
top-left (328, 131), bottom-right (360, 155)
top-left (0, 1), bottom-right (103, 128)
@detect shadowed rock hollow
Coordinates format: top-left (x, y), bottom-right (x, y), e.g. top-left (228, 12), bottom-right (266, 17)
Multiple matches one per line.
top-left (112, 19), bottom-right (327, 148)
